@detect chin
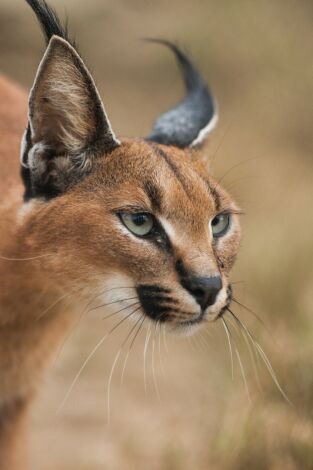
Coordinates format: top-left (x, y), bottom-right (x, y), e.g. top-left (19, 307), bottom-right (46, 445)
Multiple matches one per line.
top-left (166, 316), bottom-right (205, 336)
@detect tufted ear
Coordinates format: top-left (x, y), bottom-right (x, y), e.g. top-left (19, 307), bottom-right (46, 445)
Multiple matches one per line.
top-left (147, 40), bottom-right (218, 149)
top-left (21, 35), bottom-right (119, 200)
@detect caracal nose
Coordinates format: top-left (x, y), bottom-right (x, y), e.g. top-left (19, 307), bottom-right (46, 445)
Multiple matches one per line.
top-left (182, 275), bottom-right (222, 310)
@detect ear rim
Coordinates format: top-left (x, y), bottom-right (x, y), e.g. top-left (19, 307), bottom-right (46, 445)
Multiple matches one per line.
top-left (20, 35), bottom-right (120, 200)
top-left (189, 101), bottom-right (219, 148)
top-left (26, 35), bottom-right (120, 156)
top-left (146, 40), bottom-right (218, 149)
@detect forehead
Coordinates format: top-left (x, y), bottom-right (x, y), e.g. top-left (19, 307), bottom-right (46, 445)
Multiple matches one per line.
top-left (95, 140), bottom-right (227, 222)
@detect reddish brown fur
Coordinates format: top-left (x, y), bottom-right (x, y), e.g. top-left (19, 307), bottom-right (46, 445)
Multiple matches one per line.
top-left (0, 69), bottom-right (240, 467)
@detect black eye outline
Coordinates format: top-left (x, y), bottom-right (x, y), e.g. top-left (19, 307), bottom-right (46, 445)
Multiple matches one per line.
top-left (211, 213), bottom-right (231, 238)
top-left (118, 211), bottom-right (155, 237)
top-left (116, 209), bottom-right (171, 250)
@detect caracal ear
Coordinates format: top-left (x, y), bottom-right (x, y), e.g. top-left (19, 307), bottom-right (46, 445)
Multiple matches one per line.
top-left (21, 35), bottom-right (119, 200)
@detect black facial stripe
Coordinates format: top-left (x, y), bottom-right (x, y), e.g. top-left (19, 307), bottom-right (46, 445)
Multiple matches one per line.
top-left (138, 285), bottom-right (171, 294)
top-left (119, 208), bottom-right (172, 255)
top-left (137, 284), bottom-right (177, 322)
top-left (143, 181), bottom-right (162, 212)
top-left (144, 222), bottom-right (172, 254)
top-left (148, 143), bottom-right (192, 199)
top-left (175, 258), bottom-right (188, 278)
top-left (197, 175), bottom-right (221, 212)
top-left (139, 293), bottom-right (178, 304)
top-left (209, 185), bottom-right (221, 212)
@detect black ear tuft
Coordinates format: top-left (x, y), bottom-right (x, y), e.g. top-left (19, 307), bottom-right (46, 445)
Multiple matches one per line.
top-left (22, 2), bottom-right (120, 200)
top-left (146, 39), bottom-right (218, 148)
top-left (25, 0), bottom-right (73, 46)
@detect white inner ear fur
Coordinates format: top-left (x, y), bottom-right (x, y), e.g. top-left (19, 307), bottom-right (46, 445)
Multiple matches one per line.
top-left (27, 36), bottom-right (119, 156)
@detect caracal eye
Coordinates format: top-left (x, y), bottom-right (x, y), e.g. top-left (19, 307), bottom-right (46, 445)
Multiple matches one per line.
top-left (211, 213), bottom-right (231, 238)
top-left (120, 212), bottom-right (154, 237)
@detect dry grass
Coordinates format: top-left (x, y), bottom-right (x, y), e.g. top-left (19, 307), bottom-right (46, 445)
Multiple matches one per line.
top-left (1, 0), bottom-right (313, 468)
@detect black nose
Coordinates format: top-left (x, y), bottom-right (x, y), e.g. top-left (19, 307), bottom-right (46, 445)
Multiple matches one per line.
top-left (182, 275), bottom-right (222, 310)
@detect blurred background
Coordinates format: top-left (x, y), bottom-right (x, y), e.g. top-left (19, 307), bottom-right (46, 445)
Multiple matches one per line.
top-left (1, 0), bottom-right (313, 468)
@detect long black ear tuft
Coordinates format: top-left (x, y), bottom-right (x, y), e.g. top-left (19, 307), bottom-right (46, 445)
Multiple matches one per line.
top-left (25, 0), bottom-right (72, 46)
top-left (146, 39), bottom-right (217, 148)
top-left (22, 0), bottom-right (119, 200)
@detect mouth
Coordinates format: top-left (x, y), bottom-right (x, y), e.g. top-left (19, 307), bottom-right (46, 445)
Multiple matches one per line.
top-left (137, 284), bottom-right (233, 328)
top-left (136, 284), bottom-right (177, 323)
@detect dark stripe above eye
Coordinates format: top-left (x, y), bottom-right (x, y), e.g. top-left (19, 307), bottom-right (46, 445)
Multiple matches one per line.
top-left (148, 143), bottom-right (192, 198)
top-left (208, 184), bottom-right (221, 211)
top-left (143, 181), bottom-right (162, 212)
top-left (198, 175), bottom-right (221, 212)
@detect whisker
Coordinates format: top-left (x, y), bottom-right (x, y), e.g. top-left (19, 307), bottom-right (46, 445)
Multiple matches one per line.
top-left (197, 330), bottom-right (211, 354)
top-left (151, 323), bottom-right (161, 402)
top-left (37, 290), bottom-right (78, 321)
top-left (162, 323), bottom-right (168, 354)
top-left (102, 301), bottom-right (140, 321)
top-left (232, 297), bottom-right (273, 339)
top-left (210, 117), bottom-right (234, 168)
top-left (217, 156), bottom-right (259, 186)
top-left (227, 307), bottom-right (291, 404)
top-left (157, 321), bottom-right (165, 379)
top-left (221, 317), bottom-right (234, 379)
top-left (52, 306), bottom-right (87, 368)
top-left (224, 175), bottom-right (261, 193)
top-left (0, 253), bottom-right (52, 261)
top-left (235, 317), bottom-right (261, 390)
top-left (120, 315), bottom-right (145, 386)
top-left (80, 284), bottom-right (135, 313)
top-left (226, 313), bottom-right (260, 383)
top-left (254, 341), bottom-right (292, 405)
top-left (107, 349), bottom-right (122, 425)
top-left (235, 344), bottom-right (251, 403)
top-left (143, 323), bottom-right (152, 395)
top-left (57, 306), bottom-right (139, 414)
top-left (224, 315), bottom-right (251, 401)
top-left (89, 296), bottom-right (139, 313)
top-left (107, 308), bottom-right (143, 424)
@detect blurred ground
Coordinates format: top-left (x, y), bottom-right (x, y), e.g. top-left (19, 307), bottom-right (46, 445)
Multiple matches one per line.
top-left (1, 0), bottom-right (313, 469)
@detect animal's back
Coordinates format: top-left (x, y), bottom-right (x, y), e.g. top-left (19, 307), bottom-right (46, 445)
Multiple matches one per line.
top-left (0, 75), bottom-right (27, 202)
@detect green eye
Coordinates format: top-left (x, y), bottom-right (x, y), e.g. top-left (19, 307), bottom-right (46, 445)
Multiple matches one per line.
top-left (211, 213), bottom-right (230, 237)
top-left (120, 212), bottom-right (154, 237)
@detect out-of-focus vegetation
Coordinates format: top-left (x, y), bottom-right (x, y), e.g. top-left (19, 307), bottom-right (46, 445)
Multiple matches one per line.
top-left (1, 0), bottom-right (313, 468)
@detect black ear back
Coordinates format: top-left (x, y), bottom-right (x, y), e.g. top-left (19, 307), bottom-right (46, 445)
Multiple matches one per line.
top-left (146, 40), bottom-right (218, 148)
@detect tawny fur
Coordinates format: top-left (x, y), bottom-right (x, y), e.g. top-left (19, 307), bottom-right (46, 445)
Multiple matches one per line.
top-left (0, 31), bottom-right (240, 470)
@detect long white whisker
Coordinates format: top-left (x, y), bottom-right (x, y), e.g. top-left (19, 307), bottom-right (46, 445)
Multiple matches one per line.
top-left (228, 308), bottom-right (290, 404)
top-left (37, 290), bottom-right (77, 320)
top-left (0, 253), bottom-right (51, 261)
top-left (57, 307), bottom-right (138, 414)
top-left (120, 315), bottom-right (145, 386)
top-left (102, 301), bottom-right (140, 320)
top-left (107, 309), bottom-right (143, 423)
top-left (254, 341), bottom-right (292, 405)
top-left (226, 314), bottom-right (260, 387)
top-left (152, 323), bottom-right (161, 402)
top-left (89, 295), bottom-right (139, 313)
top-left (235, 345), bottom-right (251, 403)
top-left (143, 323), bottom-right (152, 395)
top-left (162, 324), bottom-right (168, 354)
top-left (157, 321), bottom-right (165, 378)
top-left (107, 349), bottom-right (122, 426)
top-left (221, 318), bottom-right (234, 379)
